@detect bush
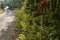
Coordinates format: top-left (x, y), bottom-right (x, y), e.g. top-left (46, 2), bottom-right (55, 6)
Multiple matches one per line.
top-left (15, 0), bottom-right (60, 40)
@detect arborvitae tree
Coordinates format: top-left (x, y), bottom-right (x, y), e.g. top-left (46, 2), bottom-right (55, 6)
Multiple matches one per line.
top-left (15, 0), bottom-right (60, 40)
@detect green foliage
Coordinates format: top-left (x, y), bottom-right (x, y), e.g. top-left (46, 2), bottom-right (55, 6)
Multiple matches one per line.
top-left (0, 9), bottom-right (3, 14)
top-left (15, 0), bottom-right (60, 40)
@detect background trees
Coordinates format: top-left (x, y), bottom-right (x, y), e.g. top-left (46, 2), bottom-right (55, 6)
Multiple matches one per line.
top-left (0, 0), bottom-right (24, 9)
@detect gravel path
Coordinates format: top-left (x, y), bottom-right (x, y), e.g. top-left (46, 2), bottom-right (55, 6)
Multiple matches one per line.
top-left (0, 13), bottom-right (16, 40)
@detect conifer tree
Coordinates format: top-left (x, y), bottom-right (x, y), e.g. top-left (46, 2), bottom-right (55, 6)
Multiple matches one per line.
top-left (15, 0), bottom-right (60, 40)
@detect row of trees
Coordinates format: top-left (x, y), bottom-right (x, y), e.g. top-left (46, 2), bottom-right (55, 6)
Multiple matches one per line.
top-left (15, 0), bottom-right (60, 40)
top-left (0, 0), bottom-right (24, 9)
